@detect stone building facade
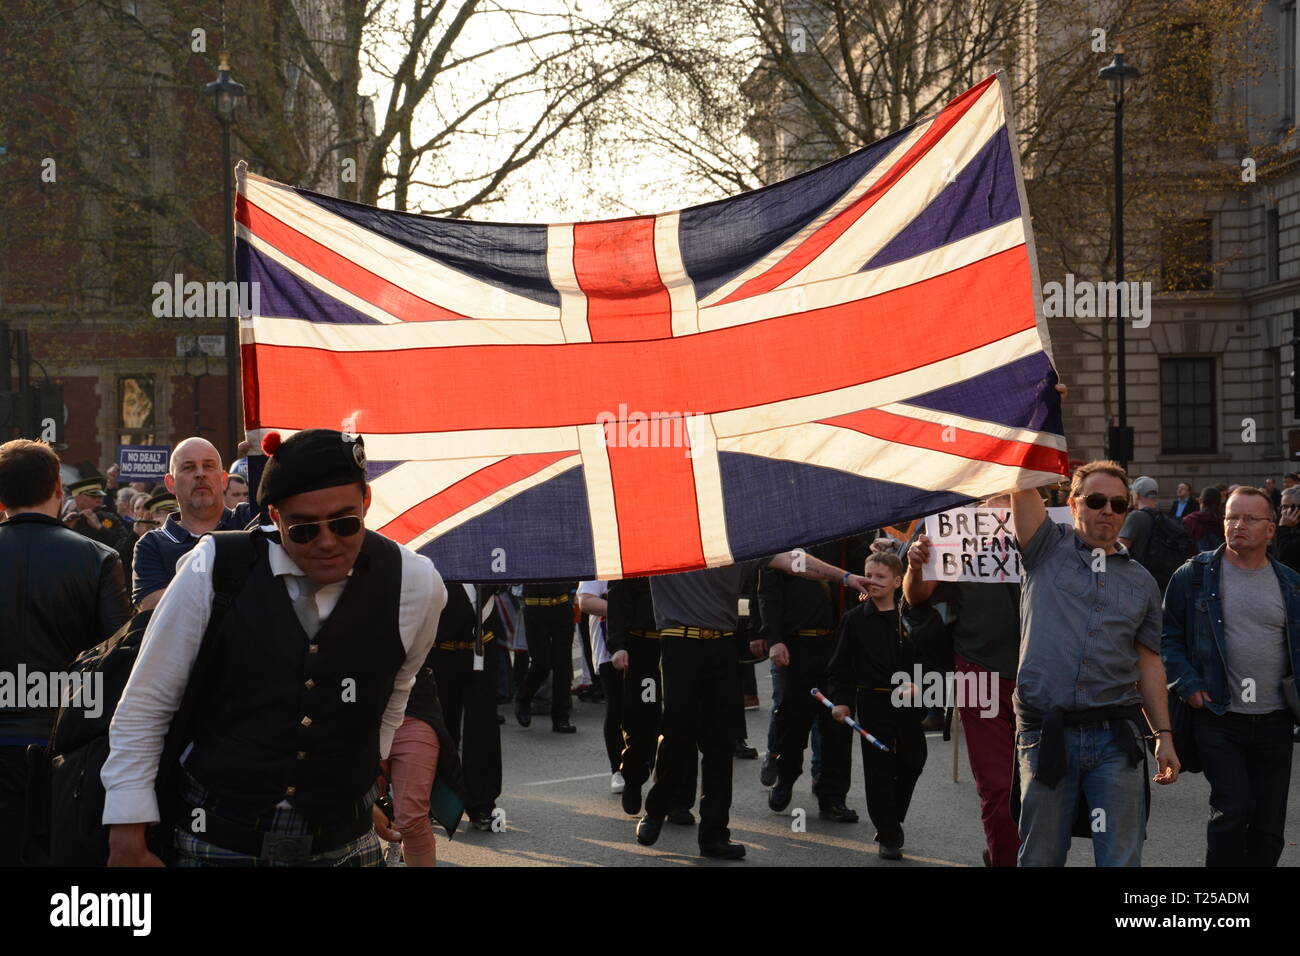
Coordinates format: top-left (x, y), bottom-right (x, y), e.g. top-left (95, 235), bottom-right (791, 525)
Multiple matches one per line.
top-left (744, 0), bottom-right (1299, 496)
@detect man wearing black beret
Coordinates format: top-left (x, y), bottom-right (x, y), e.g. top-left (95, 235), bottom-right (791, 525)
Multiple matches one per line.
top-left (103, 428), bottom-right (447, 866)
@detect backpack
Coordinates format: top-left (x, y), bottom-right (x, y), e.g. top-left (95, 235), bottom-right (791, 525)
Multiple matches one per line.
top-left (1133, 507), bottom-right (1193, 593)
top-left (24, 531), bottom-right (259, 866)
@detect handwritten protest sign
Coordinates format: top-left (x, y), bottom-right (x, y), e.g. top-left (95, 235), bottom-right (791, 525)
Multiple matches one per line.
top-left (922, 506), bottom-right (1071, 582)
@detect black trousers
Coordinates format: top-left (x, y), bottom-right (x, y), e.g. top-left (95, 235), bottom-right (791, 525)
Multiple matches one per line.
top-left (771, 633), bottom-right (852, 805)
top-left (518, 604), bottom-right (573, 723)
top-left (1195, 708), bottom-right (1294, 867)
top-left (429, 643), bottom-right (503, 816)
top-left (856, 691), bottom-right (927, 847)
top-left (645, 635), bottom-right (738, 845)
top-left (0, 745), bottom-right (29, 866)
top-left (619, 635), bottom-right (696, 809)
top-left (599, 661), bottom-right (623, 772)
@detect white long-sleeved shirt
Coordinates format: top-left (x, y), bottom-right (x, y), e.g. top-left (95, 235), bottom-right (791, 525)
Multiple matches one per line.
top-left (101, 534), bottom-right (445, 825)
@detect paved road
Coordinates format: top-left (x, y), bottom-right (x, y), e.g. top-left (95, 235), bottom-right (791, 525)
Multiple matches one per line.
top-left (434, 666), bottom-right (1300, 867)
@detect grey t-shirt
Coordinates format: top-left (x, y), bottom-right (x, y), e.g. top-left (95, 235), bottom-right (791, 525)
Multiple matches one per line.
top-left (1118, 508), bottom-right (1154, 560)
top-left (651, 558), bottom-right (768, 631)
top-left (1220, 559), bottom-right (1289, 713)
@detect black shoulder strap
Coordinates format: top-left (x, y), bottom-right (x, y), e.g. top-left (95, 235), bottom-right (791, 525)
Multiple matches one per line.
top-left (155, 531), bottom-right (261, 828)
top-left (1190, 556), bottom-right (1206, 599)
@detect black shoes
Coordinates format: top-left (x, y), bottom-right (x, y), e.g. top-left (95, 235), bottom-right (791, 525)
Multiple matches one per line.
top-left (515, 701), bottom-right (531, 727)
top-left (878, 843), bottom-right (903, 860)
top-left (759, 753), bottom-right (778, 787)
top-left (734, 740), bottom-right (759, 759)
top-left (700, 841), bottom-right (746, 860)
top-left (768, 782), bottom-right (793, 812)
top-left (622, 785), bottom-right (643, 816)
top-left (666, 808), bottom-right (695, 826)
top-left (818, 803), bottom-right (859, 823)
top-left (552, 719), bottom-right (577, 733)
top-left (469, 809), bottom-right (495, 832)
top-left (635, 815), bottom-right (664, 846)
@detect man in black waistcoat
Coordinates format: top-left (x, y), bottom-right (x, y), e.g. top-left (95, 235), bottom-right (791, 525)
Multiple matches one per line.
top-left (427, 582), bottom-right (503, 830)
top-left (103, 428), bottom-right (447, 866)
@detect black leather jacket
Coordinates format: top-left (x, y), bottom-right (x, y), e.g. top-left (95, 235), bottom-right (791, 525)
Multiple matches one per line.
top-left (0, 513), bottom-right (131, 737)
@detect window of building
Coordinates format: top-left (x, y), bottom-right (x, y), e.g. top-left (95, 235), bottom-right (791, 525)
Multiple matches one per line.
top-left (1160, 358), bottom-right (1217, 454)
top-left (1160, 218), bottom-right (1214, 291)
top-left (1157, 22), bottom-right (1214, 144)
top-left (1284, 2), bottom-right (1297, 125)
top-left (1268, 206), bottom-right (1281, 283)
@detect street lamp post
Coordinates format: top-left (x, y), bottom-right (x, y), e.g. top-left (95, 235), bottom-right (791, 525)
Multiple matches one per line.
top-left (204, 52), bottom-right (246, 462)
top-left (1099, 42), bottom-right (1140, 471)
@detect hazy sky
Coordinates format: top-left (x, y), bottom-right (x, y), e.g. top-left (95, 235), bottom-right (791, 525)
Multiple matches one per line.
top-left (359, 0), bottom-right (756, 223)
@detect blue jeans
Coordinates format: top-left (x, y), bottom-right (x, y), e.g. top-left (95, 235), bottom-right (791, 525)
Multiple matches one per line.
top-left (1016, 722), bottom-right (1145, 866)
top-left (766, 660), bottom-right (821, 773)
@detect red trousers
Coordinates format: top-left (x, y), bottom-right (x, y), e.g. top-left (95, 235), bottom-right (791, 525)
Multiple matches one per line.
top-left (954, 655), bottom-right (1020, 867)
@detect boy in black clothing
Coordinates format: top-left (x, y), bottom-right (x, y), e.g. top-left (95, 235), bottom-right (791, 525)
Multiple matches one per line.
top-left (828, 548), bottom-right (927, 860)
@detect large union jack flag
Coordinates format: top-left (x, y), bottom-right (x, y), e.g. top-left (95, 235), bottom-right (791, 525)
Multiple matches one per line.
top-left (235, 71), bottom-right (1068, 582)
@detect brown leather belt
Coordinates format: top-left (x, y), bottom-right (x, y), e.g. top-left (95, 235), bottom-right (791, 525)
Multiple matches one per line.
top-left (658, 626), bottom-right (731, 640)
top-left (796, 628), bottom-right (834, 637)
top-left (524, 595), bottom-right (571, 606)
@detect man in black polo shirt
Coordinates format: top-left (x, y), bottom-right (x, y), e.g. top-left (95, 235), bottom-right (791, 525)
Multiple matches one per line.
top-left (104, 429), bottom-right (446, 866)
top-left (634, 551), bottom-right (868, 859)
top-left (132, 437), bottom-right (252, 609)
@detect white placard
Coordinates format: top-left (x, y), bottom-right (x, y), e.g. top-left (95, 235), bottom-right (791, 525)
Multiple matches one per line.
top-left (922, 506), bottom-right (1071, 583)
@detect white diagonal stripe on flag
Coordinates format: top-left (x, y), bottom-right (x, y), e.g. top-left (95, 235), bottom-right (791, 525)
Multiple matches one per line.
top-left (879, 402), bottom-right (1069, 451)
top-left (697, 218), bottom-right (1024, 333)
top-left (718, 422), bottom-right (1062, 496)
top-left (243, 175), bottom-right (557, 322)
top-left (401, 454), bottom-right (584, 552)
top-left (710, 328), bottom-right (1042, 439)
top-left (696, 121), bottom-right (933, 308)
top-left (365, 458), bottom-right (508, 530)
top-left (783, 81), bottom-right (1006, 288)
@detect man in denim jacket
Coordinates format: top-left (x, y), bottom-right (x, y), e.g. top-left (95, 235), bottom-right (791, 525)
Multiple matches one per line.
top-left (1163, 486), bottom-right (1300, 867)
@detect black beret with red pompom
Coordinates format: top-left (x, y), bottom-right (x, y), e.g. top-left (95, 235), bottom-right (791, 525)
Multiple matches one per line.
top-left (256, 428), bottom-right (367, 507)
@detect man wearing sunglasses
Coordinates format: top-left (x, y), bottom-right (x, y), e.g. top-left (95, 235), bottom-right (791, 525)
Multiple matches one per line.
top-left (104, 428), bottom-right (447, 866)
top-left (1011, 460), bottom-right (1179, 867)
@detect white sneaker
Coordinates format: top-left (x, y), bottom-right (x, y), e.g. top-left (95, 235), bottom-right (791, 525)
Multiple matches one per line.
top-left (611, 772), bottom-right (626, 794)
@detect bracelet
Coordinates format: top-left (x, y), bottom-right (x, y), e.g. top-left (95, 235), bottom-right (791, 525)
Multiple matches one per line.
top-left (841, 571), bottom-right (851, 586)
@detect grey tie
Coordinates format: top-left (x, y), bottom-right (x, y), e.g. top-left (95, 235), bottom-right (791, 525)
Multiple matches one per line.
top-left (291, 576), bottom-right (322, 639)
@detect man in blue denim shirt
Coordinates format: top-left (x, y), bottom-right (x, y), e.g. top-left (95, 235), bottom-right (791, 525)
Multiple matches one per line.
top-left (1011, 459), bottom-right (1180, 867)
top-left (1163, 486), bottom-right (1300, 866)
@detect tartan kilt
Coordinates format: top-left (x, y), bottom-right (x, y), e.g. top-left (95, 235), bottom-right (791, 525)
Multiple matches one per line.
top-left (173, 827), bottom-right (384, 867)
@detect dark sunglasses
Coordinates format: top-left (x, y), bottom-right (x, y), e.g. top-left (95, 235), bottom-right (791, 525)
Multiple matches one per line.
top-left (283, 514), bottom-right (363, 544)
top-left (1076, 493), bottom-right (1130, 514)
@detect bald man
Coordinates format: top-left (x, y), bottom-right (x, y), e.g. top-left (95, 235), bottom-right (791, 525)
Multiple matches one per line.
top-left (131, 438), bottom-right (252, 609)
